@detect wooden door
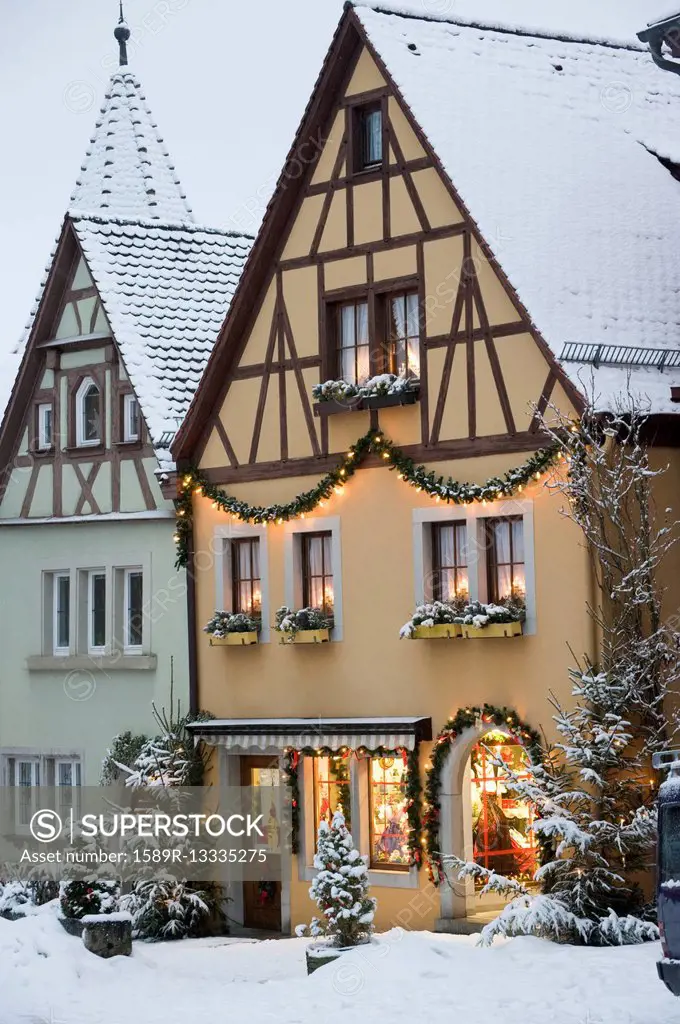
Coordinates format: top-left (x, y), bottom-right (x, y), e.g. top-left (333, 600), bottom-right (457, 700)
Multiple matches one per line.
top-left (240, 756), bottom-right (282, 931)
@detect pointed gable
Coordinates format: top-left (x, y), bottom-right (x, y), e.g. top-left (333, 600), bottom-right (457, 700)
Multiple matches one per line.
top-left (0, 27), bottom-right (253, 493)
top-left (173, 4), bottom-right (579, 468)
top-left (69, 70), bottom-right (193, 223)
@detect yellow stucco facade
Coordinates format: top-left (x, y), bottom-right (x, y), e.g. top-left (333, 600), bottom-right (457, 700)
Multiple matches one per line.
top-left (181, 40), bottom-right (664, 936)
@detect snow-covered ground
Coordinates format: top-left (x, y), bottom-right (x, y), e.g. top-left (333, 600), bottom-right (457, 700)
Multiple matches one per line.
top-left (1, 906), bottom-right (677, 1024)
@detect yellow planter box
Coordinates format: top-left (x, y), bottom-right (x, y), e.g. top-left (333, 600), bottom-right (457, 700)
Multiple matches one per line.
top-left (280, 628), bottom-right (331, 645)
top-left (461, 621), bottom-right (523, 639)
top-left (209, 632), bottom-right (259, 646)
top-left (413, 623), bottom-right (461, 640)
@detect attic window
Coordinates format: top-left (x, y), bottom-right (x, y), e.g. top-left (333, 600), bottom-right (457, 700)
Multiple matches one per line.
top-left (353, 103), bottom-right (383, 172)
top-left (123, 394), bottom-right (140, 442)
top-left (75, 377), bottom-right (101, 447)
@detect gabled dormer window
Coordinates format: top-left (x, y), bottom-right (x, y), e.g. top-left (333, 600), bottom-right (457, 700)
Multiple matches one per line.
top-left (75, 378), bottom-right (101, 447)
top-left (123, 394), bottom-right (140, 443)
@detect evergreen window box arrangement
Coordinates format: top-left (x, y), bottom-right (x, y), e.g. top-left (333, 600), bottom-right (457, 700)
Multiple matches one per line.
top-left (456, 599), bottom-right (526, 639)
top-left (399, 600), bottom-right (465, 640)
top-left (275, 606), bottom-right (333, 644)
top-left (312, 375), bottom-right (419, 416)
top-left (203, 611), bottom-right (260, 647)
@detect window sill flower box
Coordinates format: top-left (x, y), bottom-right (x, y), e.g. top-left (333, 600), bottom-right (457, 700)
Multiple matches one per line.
top-left (461, 621), bottom-right (523, 639)
top-left (203, 611), bottom-right (260, 647)
top-left (210, 632), bottom-right (259, 647)
top-left (313, 375), bottom-right (419, 417)
top-left (399, 601), bottom-right (465, 640)
top-left (284, 628), bottom-right (331, 645)
top-left (275, 606), bottom-right (333, 645)
top-left (412, 623), bottom-right (461, 640)
top-left (457, 600), bottom-right (525, 639)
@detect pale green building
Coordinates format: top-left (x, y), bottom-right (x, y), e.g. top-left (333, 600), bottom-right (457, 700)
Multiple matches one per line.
top-left (0, 19), bottom-right (251, 787)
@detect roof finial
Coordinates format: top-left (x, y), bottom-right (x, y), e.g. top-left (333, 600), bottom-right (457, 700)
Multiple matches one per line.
top-left (114, 2), bottom-right (131, 67)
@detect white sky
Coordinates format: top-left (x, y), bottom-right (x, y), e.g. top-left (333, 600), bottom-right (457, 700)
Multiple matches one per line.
top-left (0, 0), bottom-right (668, 363)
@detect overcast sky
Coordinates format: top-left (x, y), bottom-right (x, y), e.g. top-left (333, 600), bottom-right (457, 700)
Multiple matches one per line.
top-left (0, 0), bottom-right (665, 362)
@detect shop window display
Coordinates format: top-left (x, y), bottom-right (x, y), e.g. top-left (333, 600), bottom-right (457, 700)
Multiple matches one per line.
top-left (470, 732), bottom-right (538, 883)
top-left (370, 756), bottom-right (410, 869)
top-left (314, 756), bottom-right (351, 834)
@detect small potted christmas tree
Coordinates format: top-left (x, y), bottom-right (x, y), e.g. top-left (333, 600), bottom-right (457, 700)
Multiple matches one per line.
top-left (297, 810), bottom-right (376, 974)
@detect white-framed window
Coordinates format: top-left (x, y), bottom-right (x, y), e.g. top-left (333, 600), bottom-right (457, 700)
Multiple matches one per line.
top-left (411, 499), bottom-right (536, 634)
top-left (75, 377), bottom-right (101, 447)
top-left (284, 516), bottom-right (343, 640)
top-left (214, 523), bottom-right (270, 642)
top-left (123, 393), bottom-right (140, 442)
top-left (55, 759), bottom-right (82, 788)
top-left (12, 758), bottom-right (41, 828)
top-left (37, 403), bottom-right (53, 450)
top-left (3, 753), bottom-right (83, 828)
top-left (124, 568), bottom-right (144, 653)
top-left (87, 570), bottom-right (107, 653)
top-left (53, 572), bottom-right (71, 655)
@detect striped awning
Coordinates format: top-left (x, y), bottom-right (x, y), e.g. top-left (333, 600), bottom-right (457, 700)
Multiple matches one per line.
top-left (186, 717), bottom-right (432, 753)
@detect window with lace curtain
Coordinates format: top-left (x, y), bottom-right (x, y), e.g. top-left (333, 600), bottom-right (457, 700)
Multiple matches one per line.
top-left (336, 300), bottom-right (370, 385)
top-left (385, 292), bottom-right (420, 379)
top-left (301, 532), bottom-right (334, 617)
top-left (486, 516), bottom-right (526, 603)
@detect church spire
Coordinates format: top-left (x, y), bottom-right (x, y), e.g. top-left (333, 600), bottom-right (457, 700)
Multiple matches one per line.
top-left (114, 2), bottom-right (131, 67)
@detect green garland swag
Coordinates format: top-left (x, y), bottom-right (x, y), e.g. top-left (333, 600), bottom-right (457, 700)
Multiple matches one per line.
top-left (283, 745), bottom-right (423, 867)
top-left (174, 429), bottom-right (560, 568)
top-left (423, 704), bottom-right (543, 886)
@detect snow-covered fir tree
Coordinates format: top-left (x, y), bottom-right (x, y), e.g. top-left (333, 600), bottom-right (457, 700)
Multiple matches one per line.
top-left (298, 811), bottom-right (375, 947)
top-left (106, 698), bottom-right (226, 940)
top-left (449, 394), bottom-right (680, 946)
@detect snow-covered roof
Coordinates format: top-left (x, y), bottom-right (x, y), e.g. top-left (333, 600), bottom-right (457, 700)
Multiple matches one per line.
top-left (71, 213), bottom-right (252, 443)
top-left (355, 3), bottom-right (680, 413)
top-left (70, 70), bottom-right (193, 224)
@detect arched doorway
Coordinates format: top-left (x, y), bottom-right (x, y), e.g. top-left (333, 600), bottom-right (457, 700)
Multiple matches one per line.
top-left (435, 714), bottom-right (540, 930)
top-left (469, 731), bottom-right (539, 910)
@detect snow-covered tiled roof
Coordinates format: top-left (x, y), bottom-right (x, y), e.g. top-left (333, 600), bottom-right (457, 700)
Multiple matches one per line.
top-left (355, 3), bottom-right (680, 413)
top-left (70, 70), bottom-right (193, 223)
top-left (72, 213), bottom-right (252, 442)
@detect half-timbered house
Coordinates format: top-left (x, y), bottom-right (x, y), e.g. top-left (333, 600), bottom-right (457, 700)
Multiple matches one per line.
top-left (173, 3), bottom-right (680, 933)
top-left (0, 18), bottom-right (251, 786)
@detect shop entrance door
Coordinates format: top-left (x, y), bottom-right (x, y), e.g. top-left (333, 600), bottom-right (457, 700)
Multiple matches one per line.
top-left (240, 756), bottom-right (282, 931)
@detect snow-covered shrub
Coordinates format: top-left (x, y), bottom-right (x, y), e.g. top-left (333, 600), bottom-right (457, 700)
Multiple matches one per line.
top-left (120, 880), bottom-right (225, 941)
top-left (59, 880), bottom-right (119, 920)
top-left (28, 880), bottom-right (59, 906)
top-left (296, 811), bottom-right (375, 947)
top-left (455, 598), bottom-right (526, 628)
top-left (101, 731), bottom-right (148, 785)
top-left (399, 600), bottom-right (464, 639)
top-left (0, 881), bottom-right (32, 919)
top-left (312, 374), bottom-right (419, 404)
top-left (275, 606), bottom-right (333, 638)
top-left (115, 703), bottom-right (213, 788)
top-left (203, 610), bottom-right (259, 637)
